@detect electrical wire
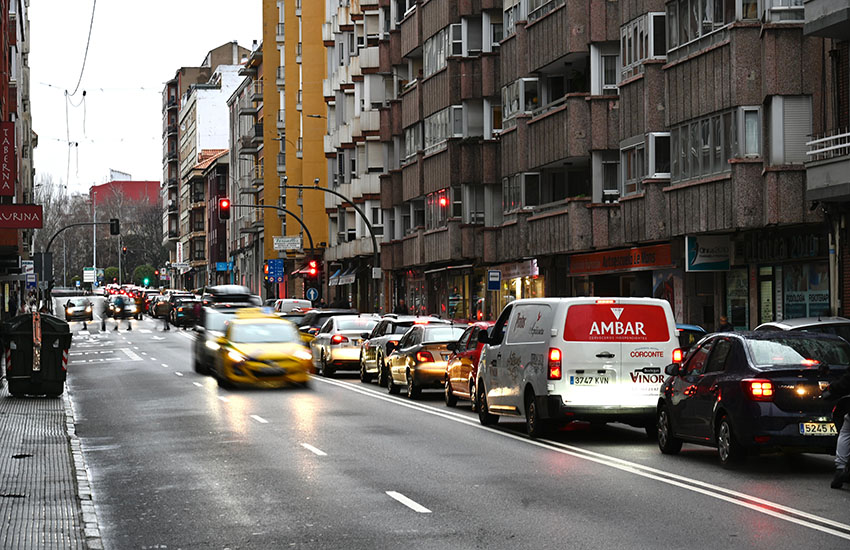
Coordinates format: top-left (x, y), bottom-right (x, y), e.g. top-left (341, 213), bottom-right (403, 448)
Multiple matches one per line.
top-left (69, 0), bottom-right (97, 97)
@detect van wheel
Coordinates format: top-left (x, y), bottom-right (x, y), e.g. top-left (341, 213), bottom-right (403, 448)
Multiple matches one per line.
top-left (444, 379), bottom-right (457, 407)
top-left (657, 406), bottom-right (682, 454)
top-left (717, 415), bottom-right (745, 468)
top-left (477, 382), bottom-right (498, 426)
top-left (525, 392), bottom-right (550, 438)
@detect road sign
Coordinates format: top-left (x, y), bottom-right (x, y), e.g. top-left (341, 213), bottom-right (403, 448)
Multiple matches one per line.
top-left (83, 267), bottom-right (96, 283)
top-left (372, 267), bottom-right (382, 280)
top-left (268, 258), bottom-right (285, 283)
top-left (306, 287), bottom-right (319, 301)
top-left (172, 262), bottom-right (190, 270)
top-left (487, 270), bottom-right (501, 291)
top-left (274, 236), bottom-right (302, 251)
top-left (215, 262), bottom-right (233, 272)
top-left (75, 280), bottom-right (81, 287)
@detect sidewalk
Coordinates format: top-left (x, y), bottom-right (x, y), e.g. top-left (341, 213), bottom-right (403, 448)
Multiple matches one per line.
top-left (0, 381), bottom-right (102, 549)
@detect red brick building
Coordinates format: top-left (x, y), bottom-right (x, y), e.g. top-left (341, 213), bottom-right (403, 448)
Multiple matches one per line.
top-left (89, 181), bottom-right (161, 207)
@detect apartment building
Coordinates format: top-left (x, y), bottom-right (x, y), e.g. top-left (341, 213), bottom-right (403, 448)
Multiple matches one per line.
top-left (161, 41), bottom-right (249, 287)
top-left (329, 0), bottom-right (833, 328)
top-left (804, 0), bottom-right (850, 316)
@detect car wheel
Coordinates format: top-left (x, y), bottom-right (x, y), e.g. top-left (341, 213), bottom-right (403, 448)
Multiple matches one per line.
top-left (359, 354), bottom-right (372, 384)
top-left (469, 380), bottom-right (477, 412)
top-left (377, 356), bottom-right (388, 387)
top-left (477, 382), bottom-right (498, 426)
top-left (193, 354), bottom-right (207, 375)
top-left (406, 370), bottom-right (421, 399)
top-left (717, 415), bottom-right (745, 468)
top-left (387, 367), bottom-right (400, 395)
top-left (444, 378), bottom-right (458, 407)
top-left (657, 405), bottom-right (683, 454)
top-left (525, 391), bottom-right (550, 438)
top-left (320, 354), bottom-right (334, 377)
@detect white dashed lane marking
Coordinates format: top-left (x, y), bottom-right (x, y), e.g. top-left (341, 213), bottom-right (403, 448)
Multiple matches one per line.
top-left (386, 491), bottom-right (431, 514)
top-left (300, 443), bottom-right (327, 457)
top-left (250, 415), bottom-right (269, 424)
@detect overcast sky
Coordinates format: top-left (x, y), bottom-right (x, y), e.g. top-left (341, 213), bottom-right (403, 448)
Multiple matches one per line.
top-left (29, 1), bottom-right (262, 196)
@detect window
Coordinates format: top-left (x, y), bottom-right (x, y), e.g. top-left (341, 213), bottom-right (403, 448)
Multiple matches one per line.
top-left (502, 78), bottom-right (539, 120)
top-left (648, 133), bottom-right (671, 178)
top-left (424, 26), bottom-right (450, 78)
top-left (464, 184), bottom-right (485, 224)
top-left (685, 341), bottom-right (713, 375)
top-left (490, 103), bottom-right (503, 137)
top-left (451, 185), bottom-right (463, 218)
top-left (602, 55), bottom-right (619, 92)
top-left (769, 96), bottom-right (811, 164)
top-left (413, 199), bottom-right (425, 228)
top-left (667, 0), bottom-right (736, 51)
top-left (602, 159), bottom-right (620, 202)
top-left (504, 2), bottom-right (526, 37)
top-left (424, 106), bottom-right (463, 153)
top-left (403, 124), bottom-right (422, 162)
top-left (451, 23), bottom-right (463, 56)
top-left (621, 144), bottom-right (646, 196)
top-left (671, 108), bottom-right (756, 182)
top-left (705, 339), bottom-right (732, 373)
top-left (621, 13), bottom-right (666, 80)
top-left (371, 206), bottom-right (384, 236)
top-left (741, 107), bottom-right (761, 157)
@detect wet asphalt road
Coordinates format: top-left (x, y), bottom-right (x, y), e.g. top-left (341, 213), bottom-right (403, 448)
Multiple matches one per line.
top-left (61, 298), bottom-right (850, 549)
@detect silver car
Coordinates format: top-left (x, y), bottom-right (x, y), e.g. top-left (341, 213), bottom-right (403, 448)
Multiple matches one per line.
top-left (64, 298), bottom-right (93, 321)
top-left (311, 314), bottom-right (379, 376)
top-left (754, 316), bottom-right (850, 342)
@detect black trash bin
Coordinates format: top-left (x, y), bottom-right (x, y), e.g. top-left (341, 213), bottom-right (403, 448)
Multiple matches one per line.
top-left (1, 313), bottom-right (72, 397)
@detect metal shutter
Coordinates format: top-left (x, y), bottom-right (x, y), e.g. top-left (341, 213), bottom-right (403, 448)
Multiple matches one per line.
top-left (783, 95), bottom-right (812, 164)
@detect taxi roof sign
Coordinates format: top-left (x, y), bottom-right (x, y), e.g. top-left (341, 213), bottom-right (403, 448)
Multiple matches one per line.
top-left (235, 308), bottom-right (279, 320)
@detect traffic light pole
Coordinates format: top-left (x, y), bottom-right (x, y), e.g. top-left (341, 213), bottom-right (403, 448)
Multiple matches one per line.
top-left (229, 203), bottom-right (315, 251)
top-left (283, 182), bottom-right (381, 311)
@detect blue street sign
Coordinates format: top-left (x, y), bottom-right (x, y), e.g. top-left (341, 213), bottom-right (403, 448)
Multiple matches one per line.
top-left (306, 287), bottom-right (319, 301)
top-left (216, 262), bottom-right (234, 272)
top-left (268, 259), bottom-right (285, 284)
top-left (487, 270), bottom-right (501, 291)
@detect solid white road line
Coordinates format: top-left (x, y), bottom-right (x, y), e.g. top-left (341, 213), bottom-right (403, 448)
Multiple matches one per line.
top-left (300, 443), bottom-right (327, 457)
top-left (250, 415), bottom-right (269, 424)
top-left (386, 491), bottom-right (432, 514)
top-left (314, 376), bottom-right (850, 540)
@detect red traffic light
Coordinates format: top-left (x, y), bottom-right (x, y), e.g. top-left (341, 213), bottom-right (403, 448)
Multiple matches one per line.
top-left (308, 260), bottom-right (318, 277)
top-left (154, 270), bottom-right (159, 275)
top-left (218, 197), bottom-right (231, 220)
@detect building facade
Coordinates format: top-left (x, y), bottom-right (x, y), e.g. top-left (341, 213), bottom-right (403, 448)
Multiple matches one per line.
top-left (322, 0), bottom-right (836, 328)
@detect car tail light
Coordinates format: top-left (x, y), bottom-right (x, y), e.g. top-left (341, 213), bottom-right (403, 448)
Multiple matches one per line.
top-left (416, 351), bottom-right (434, 362)
top-left (743, 379), bottom-right (774, 401)
top-left (672, 348), bottom-right (683, 363)
top-left (178, 307), bottom-right (184, 312)
top-left (548, 348), bottom-right (562, 380)
top-left (331, 334), bottom-right (349, 344)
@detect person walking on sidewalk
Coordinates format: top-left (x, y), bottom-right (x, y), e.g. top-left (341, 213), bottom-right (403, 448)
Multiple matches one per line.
top-left (823, 370), bottom-right (850, 488)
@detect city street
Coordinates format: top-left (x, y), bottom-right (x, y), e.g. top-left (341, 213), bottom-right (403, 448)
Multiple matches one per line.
top-left (59, 299), bottom-right (850, 549)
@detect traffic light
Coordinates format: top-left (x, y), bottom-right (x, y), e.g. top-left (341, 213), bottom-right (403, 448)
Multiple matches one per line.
top-left (218, 197), bottom-right (231, 220)
top-left (122, 246), bottom-right (128, 255)
top-left (109, 218), bottom-right (120, 235)
top-left (154, 269), bottom-right (159, 276)
top-left (263, 262), bottom-right (269, 281)
top-left (307, 259), bottom-right (318, 278)
top-left (143, 278), bottom-right (150, 286)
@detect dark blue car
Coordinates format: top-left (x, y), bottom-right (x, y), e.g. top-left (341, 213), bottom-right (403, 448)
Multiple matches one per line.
top-left (657, 331), bottom-right (849, 468)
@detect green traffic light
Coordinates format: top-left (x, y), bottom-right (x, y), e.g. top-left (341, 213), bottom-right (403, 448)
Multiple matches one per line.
top-left (143, 278), bottom-right (150, 286)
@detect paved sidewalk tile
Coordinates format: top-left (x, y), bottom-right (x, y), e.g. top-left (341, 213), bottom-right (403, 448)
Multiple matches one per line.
top-left (0, 384), bottom-right (92, 549)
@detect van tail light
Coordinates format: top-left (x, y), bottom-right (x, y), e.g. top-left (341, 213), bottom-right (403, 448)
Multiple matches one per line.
top-left (416, 351), bottom-right (434, 363)
top-left (595, 299), bottom-right (616, 304)
top-left (331, 334), bottom-right (349, 344)
top-left (743, 379), bottom-right (774, 401)
top-left (548, 348), bottom-right (562, 380)
top-left (672, 348), bottom-right (683, 363)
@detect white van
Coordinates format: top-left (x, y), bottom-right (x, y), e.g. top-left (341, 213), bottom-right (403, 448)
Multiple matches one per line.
top-left (476, 297), bottom-right (680, 437)
top-left (274, 298), bottom-right (313, 313)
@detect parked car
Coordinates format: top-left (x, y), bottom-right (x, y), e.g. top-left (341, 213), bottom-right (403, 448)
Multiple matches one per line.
top-left (192, 307), bottom-right (241, 374)
top-left (386, 324), bottom-right (467, 399)
top-left (657, 331), bottom-right (850, 468)
top-left (677, 323), bottom-right (707, 352)
top-left (63, 297), bottom-right (93, 322)
top-left (209, 309), bottom-right (313, 389)
top-left (476, 297), bottom-right (680, 437)
top-left (311, 315), bottom-right (379, 376)
top-left (359, 315), bottom-right (450, 385)
top-left (296, 308), bottom-right (358, 341)
top-left (444, 321), bottom-right (494, 408)
top-left (755, 316), bottom-right (850, 342)
top-left (171, 298), bottom-right (201, 327)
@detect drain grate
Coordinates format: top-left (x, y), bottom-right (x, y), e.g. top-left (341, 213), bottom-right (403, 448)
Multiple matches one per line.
top-left (0, 493), bottom-right (25, 498)
top-left (11, 453), bottom-right (33, 459)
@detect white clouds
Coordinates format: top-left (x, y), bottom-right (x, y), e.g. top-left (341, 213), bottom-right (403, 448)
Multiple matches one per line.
top-left (29, 1), bottom-right (262, 195)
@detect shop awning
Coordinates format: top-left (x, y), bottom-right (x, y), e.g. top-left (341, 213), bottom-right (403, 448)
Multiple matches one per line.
top-left (328, 268), bottom-right (342, 286)
top-left (338, 268), bottom-right (357, 286)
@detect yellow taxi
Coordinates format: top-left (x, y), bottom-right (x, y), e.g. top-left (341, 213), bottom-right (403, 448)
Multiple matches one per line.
top-left (211, 309), bottom-right (314, 389)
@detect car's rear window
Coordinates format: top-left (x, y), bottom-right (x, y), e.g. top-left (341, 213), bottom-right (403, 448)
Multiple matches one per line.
top-left (230, 322), bottom-right (301, 344)
top-left (206, 311), bottom-right (237, 332)
top-left (797, 324), bottom-right (850, 343)
top-left (424, 326), bottom-right (466, 343)
top-left (392, 322), bottom-right (414, 334)
top-left (564, 304), bottom-right (671, 342)
top-left (747, 337), bottom-right (850, 368)
top-left (337, 318), bottom-right (378, 331)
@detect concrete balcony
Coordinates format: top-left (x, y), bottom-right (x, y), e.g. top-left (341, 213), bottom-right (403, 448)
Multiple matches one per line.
top-left (526, 94), bottom-right (591, 170)
top-left (324, 237), bottom-right (376, 262)
top-left (804, 0), bottom-right (850, 38)
top-left (422, 221), bottom-right (463, 264)
top-left (352, 172), bottom-right (381, 196)
top-left (526, 0), bottom-right (589, 73)
top-left (805, 130), bottom-right (850, 201)
top-left (381, 241), bottom-right (404, 271)
top-left (402, 158), bottom-right (423, 202)
top-left (401, 81), bottom-right (421, 129)
top-left (399, 6), bottom-right (421, 59)
top-left (360, 46), bottom-right (380, 71)
top-left (360, 109), bottom-right (380, 133)
top-left (402, 231), bottom-right (425, 266)
top-left (380, 171), bottom-right (403, 209)
top-left (526, 199), bottom-right (592, 255)
top-left (276, 66), bottom-right (285, 87)
top-left (250, 81), bottom-right (263, 102)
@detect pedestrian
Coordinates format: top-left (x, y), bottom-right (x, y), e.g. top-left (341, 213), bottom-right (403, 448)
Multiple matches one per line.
top-left (823, 371), bottom-right (850, 489)
top-left (113, 294), bottom-right (125, 331)
top-left (161, 299), bottom-right (172, 331)
top-left (393, 298), bottom-right (409, 315)
top-left (717, 315), bottom-right (734, 332)
top-left (8, 290), bottom-right (17, 317)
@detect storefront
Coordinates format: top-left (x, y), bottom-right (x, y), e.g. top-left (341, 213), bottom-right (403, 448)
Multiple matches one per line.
top-left (567, 243), bottom-right (684, 321)
top-left (487, 259), bottom-right (545, 320)
top-left (423, 266), bottom-right (487, 321)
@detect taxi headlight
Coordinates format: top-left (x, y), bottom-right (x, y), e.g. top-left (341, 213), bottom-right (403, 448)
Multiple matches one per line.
top-left (66, 308), bottom-right (73, 314)
top-left (130, 305), bottom-right (138, 312)
top-left (227, 349), bottom-right (246, 363)
top-left (294, 349), bottom-right (313, 361)
top-left (205, 340), bottom-right (221, 351)
top-left (85, 306), bottom-right (92, 312)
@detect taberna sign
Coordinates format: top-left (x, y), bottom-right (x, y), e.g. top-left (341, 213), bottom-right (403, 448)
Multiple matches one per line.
top-left (685, 235), bottom-right (730, 272)
top-left (0, 205), bottom-right (43, 228)
top-left (0, 122), bottom-right (15, 197)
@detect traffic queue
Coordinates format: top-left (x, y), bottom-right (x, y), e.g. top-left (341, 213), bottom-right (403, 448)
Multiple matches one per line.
top-left (177, 288), bottom-right (850, 476)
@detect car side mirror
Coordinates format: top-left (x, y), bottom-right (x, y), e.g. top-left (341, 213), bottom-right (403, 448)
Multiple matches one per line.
top-left (447, 341), bottom-right (457, 352)
top-left (361, 332), bottom-right (371, 339)
top-left (664, 363), bottom-right (681, 376)
top-left (477, 330), bottom-right (490, 345)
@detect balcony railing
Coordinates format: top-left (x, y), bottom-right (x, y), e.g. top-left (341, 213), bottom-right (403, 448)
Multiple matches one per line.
top-left (528, 0), bottom-right (565, 24)
top-left (807, 130), bottom-right (850, 162)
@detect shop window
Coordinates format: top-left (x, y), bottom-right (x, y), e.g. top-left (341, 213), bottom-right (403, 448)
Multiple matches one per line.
top-left (784, 263), bottom-right (830, 319)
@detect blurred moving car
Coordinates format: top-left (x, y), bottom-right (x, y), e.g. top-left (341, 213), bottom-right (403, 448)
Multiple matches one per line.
top-left (150, 295), bottom-right (172, 318)
top-left (444, 321), bottom-right (494, 408)
top-left (274, 298), bottom-right (312, 313)
top-left (107, 295), bottom-right (138, 319)
top-left (657, 331), bottom-right (849, 467)
top-left (755, 316), bottom-right (850, 342)
top-left (311, 314), bottom-right (379, 376)
top-left (64, 298), bottom-right (93, 322)
top-left (203, 285), bottom-right (261, 307)
top-left (677, 323), bottom-right (707, 352)
top-left (359, 315), bottom-right (450, 385)
top-left (192, 307), bottom-right (240, 374)
top-left (171, 298), bottom-right (201, 327)
top-left (209, 309), bottom-right (313, 389)
top-left (386, 324), bottom-right (467, 399)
